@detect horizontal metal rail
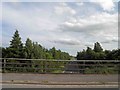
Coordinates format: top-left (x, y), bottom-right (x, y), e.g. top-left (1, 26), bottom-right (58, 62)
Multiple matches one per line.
top-left (0, 58), bottom-right (119, 62)
top-left (0, 58), bottom-right (119, 74)
top-left (1, 63), bottom-right (118, 66)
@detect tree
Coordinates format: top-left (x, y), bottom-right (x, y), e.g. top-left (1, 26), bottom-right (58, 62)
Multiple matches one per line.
top-left (45, 52), bottom-right (53, 59)
top-left (24, 38), bottom-right (34, 59)
top-left (32, 42), bottom-right (41, 59)
top-left (0, 47), bottom-right (1, 58)
top-left (118, 49), bottom-right (120, 60)
top-left (8, 30), bottom-right (24, 58)
top-left (104, 49), bottom-right (119, 60)
top-left (76, 49), bottom-right (86, 60)
top-left (1, 47), bottom-right (8, 58)
top-left (86, 47), bottom-right (95, 60)
top-left (49, 47), bottom-right (57, 59)
top-left (94, 42), bottom-right (103, 52)
top-left (76, 43), bottom-right (106, 60)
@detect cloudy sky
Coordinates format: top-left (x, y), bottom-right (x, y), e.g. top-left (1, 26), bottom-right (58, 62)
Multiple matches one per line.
top-left (1, 0), bottom-right (119, 56)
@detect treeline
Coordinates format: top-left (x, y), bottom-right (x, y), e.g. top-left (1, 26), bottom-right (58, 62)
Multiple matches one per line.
top-left (77, 42), bottom-right (120, 60)
top-left (76, 42), bottom-right (119, 74)
top-left (1, 30), bottom-right (119, 74)
top-left (1, 30), bottom-right (72, 60)
top-left (1, 30), bottom-right (119, 60)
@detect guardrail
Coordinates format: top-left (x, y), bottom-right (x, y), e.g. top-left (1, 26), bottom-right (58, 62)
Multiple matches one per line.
top-left (0, 58), bottom-right (119, 74)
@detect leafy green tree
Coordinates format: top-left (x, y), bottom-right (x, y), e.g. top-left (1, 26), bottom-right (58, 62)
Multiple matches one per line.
top-left (49, 47), bottom-right (57, 59)
top-left (32, 42), bottom-right (41, 59)
top-left (76, 49), bottom-right (86, 60)
top-left (104, 50), bottom-right (111, 59)
top-left (109, 49), bottom-right (118, 60)
top-left (86, 47), bottom-right (95, 60)
top-left (105, 49), bottom-right (119, 60)
top-left (98, 52), bottom-right (106, 59)
top-left (77, 43), bottom-right (105, 60)
top-left (45, 52), bottom-right (53, 59)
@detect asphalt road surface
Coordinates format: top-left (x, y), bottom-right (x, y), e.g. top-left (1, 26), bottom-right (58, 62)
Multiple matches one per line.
top-left (2, 73), bottom-right (118, 82)
top-left (2, 73), bottom-right (119, 88)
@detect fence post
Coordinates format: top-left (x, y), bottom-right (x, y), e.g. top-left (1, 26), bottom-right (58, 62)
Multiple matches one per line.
top-left (3, 59), bottom-right (6, 73)
top-left (43, 60), bottom-right (46, 73)
top-left (83, 60), bottom-right (85, 74)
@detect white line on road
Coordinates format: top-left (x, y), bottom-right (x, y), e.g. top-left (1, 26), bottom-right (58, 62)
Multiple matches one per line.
top-left (2, 84), bottom-right (118, 88)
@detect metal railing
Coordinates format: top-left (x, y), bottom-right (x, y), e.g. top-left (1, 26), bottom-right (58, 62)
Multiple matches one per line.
top-left (0, 58), bottom-right (119, 74)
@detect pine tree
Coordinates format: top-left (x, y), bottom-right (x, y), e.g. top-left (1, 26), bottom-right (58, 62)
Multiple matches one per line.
top-left (24, 38), bottom-right (33, 59)
top-left (94, 42), bottom-right (103, 52)
top-left (8, 30), bottom-right (24, 58)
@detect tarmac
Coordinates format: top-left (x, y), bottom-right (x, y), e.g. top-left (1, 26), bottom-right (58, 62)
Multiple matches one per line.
top-left (1, 73), bottom-right (119, 88)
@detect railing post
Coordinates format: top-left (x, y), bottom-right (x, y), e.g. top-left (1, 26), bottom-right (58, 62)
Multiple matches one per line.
top-left (0, 58), bottom-right (2, 73)
top-left (3, 59), bottom-right (6, 73)
top-left (83, 60), bottom-right (85, 74)
top-left (43, 60), bottom-right (46, 73)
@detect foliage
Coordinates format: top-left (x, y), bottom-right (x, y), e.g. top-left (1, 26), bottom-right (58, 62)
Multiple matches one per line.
top-left (84, 66), bottom-right (118, 74)
top-left (4, 30), bottom-right (24, 58)
top-left (76, 42), bottom-right (119, 60)
top-left (1, 30), bottom-right (119, 74)
top-left (94, 42), bottom-right (103, 52)
top-left (2, 30), bottom-right (72, 60)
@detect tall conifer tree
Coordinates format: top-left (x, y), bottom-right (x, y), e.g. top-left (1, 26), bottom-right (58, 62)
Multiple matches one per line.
top-left (9, 30), bottom-right (24, 58)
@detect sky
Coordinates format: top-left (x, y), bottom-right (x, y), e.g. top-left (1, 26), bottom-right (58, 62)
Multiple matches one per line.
top-left (1, 0), bottom-right (119, 56)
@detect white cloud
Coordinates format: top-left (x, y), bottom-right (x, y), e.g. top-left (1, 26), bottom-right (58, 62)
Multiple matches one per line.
top-left (2, 3), bottom-right (60, 33)
top-left (2, 0), bottom-right (20, 2)
top-left (52, 38), bottom-right (81, 45)
top-left (76, 2), bottom-right (84, 6)
top-left (54, 3), bottom-right (76, 15)
top-left (0, 3), bottom-right (2, 21)
top-left (61, 12), bottom-right (117, 30)
top-left (60, 12), bottom-right (118, 44)
top-left (2, 3), bottom-right (63, 48)
top-left (90, 0), bottom-right (115, 11)
top-left (2, 2), bottom-right (118, 55)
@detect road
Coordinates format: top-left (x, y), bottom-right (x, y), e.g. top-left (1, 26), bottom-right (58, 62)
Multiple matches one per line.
top-left (2, 73), bottom-right (119, 88)
top-left (2, 73), bottom-right (118, 82)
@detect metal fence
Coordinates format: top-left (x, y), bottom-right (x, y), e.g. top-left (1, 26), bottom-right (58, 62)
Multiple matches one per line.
top-left (0, 58), bottom-right (119, 74)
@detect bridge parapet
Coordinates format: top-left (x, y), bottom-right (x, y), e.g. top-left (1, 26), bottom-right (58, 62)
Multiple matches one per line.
top-left (0, 58), bottom-right (119, 74)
